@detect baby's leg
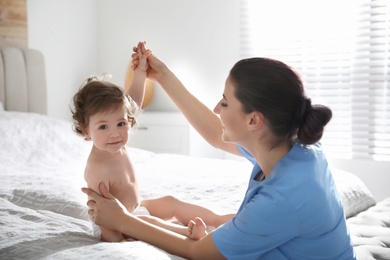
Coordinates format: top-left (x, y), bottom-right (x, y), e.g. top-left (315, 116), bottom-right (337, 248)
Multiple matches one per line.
top-left (100, 226), bottom-right (126, 242)
top-left (187, 217), bottom-right (207, 240)
top-left (138, 215), bottom-right (189, 237)
top-left (142, 196), bottom-right (234, 227)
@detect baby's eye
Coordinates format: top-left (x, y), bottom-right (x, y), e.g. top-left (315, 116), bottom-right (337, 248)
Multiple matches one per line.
top-left (118, 122), bottom-right (127, 127)
top-left (98, 125), bottom-right (108, 130)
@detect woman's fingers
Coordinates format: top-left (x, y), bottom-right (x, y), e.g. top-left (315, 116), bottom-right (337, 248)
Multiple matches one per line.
top-left (81, 187), bottom-right (99, 199)
top-left (140, 41), bottom-right (147, 54)
top-left (98, 182), bottom-right (115, 199)
top-left (137, 41), bottom-right (142, 54)
top-left (86, 199), bottom-right (96, 207)
top-left (81, 183), bottom-right (113, 200)
top-left (88, 208), bottom-right (94, 218)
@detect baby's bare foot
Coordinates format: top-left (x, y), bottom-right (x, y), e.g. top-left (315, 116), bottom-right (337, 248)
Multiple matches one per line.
top-left (187, 217), bottom-right (207, 240)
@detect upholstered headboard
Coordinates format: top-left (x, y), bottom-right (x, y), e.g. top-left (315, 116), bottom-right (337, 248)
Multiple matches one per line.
top-left (0, 47), bottom-right (47, 114)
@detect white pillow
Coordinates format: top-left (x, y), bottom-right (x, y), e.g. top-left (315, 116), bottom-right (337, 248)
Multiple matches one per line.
top-left (332, 169), bottom-right (376, 218)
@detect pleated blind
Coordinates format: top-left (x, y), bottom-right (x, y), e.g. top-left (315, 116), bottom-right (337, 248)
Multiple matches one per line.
top-left (240, 0), bottom-right (390, 161)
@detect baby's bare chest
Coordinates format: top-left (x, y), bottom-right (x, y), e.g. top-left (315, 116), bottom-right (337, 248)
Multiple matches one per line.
top-left (86, 155), bottom-right (139, 210)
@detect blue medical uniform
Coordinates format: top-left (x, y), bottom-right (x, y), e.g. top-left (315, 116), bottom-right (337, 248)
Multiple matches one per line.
top-left (212, 143), bottom-right (356, 260)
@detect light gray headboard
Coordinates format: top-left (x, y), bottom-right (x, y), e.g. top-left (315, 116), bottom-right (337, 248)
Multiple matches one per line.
top-left (0, 47), bottom-right (47, 114)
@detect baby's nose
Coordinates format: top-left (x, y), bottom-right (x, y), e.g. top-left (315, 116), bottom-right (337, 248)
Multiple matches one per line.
top-left (110, 132), bottom-right (120, 138)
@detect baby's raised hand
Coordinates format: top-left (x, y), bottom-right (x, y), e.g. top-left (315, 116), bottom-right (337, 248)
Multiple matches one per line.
top-left (133, 41), bottom-right (151, 71)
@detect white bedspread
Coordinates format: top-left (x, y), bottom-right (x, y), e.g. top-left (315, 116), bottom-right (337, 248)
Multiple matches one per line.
top-left (0, 111), bottom-right (251, 259)
top-left (1, 111), bottom-right (382, 259)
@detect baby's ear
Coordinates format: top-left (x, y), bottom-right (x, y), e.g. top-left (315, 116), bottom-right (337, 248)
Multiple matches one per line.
top-left (82, 129), bottom-right (91, 141)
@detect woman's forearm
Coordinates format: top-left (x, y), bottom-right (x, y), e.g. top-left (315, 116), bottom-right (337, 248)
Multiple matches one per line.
top-left (120, 214), bottom-right (224, 259)
top-left (122, 214), bottom-right (191, 257)
top-left (144, 53), bottom-right (239, 154)
top-left (157, 70), bottom-right (238, 155)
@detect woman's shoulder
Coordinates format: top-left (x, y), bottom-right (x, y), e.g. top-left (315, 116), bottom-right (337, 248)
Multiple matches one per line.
top-left (283, 142), bottom-right (327, 169)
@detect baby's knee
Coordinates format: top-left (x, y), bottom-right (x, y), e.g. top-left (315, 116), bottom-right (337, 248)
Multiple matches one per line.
top-left (161, 195), bottom-right (180, 204)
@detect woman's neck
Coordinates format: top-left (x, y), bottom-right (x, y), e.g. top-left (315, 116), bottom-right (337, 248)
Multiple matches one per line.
top-left (248, 141), bottom-right (293, 178)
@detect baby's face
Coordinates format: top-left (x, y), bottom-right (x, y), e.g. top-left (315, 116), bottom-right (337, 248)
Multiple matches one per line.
top-left (85, 106), bottom-right (130, 153)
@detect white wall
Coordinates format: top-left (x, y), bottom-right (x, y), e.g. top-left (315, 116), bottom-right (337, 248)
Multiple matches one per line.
top-left (95, 0), bottom-right (240, 108)
top-left (27, 0), bottom-right (98, 120)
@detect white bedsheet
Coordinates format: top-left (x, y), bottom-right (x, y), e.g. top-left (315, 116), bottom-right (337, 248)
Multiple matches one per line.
top-left (0, 111), bottom-right (251, 259)
top-left (0, 111), bottom-right (380, 259)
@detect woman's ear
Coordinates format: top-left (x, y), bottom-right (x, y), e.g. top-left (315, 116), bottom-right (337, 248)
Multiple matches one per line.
top-left (248, 112), bottom-right (264, 131)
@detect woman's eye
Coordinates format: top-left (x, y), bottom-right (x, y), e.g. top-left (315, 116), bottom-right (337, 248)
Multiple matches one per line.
top-left (221, 102), bottom-right (228, 107)
top-left (98, 125), bottom-right (108, 130)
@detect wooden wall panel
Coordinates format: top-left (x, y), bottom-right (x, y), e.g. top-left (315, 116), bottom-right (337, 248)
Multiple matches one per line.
top-left (0, 0), bottom-right (27, 48)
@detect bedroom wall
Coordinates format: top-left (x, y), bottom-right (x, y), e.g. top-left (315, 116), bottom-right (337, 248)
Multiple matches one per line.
top-left (27, 0), bottom-right (240, 159)
top-left (27, 0), bottom-right (98, 120)
top-left (95, 0), bottom-right (240, 110)
top-left (0, 0), bottom-right (28, 48)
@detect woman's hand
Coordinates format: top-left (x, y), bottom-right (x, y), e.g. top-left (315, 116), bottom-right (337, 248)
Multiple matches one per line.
top-left (134, 41), bottom-right (151, 72)
top-left (131, 44), bottom-right (169, 84)
top-left (81, 182), bottom-right (129, 232)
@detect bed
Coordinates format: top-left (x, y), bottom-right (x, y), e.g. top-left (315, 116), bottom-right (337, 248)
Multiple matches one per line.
top-left (1, 47), bottom-right (389, 260)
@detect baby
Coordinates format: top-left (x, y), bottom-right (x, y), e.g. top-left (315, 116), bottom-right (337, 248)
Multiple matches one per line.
top-left (72, 42), bottom-right (232, 242)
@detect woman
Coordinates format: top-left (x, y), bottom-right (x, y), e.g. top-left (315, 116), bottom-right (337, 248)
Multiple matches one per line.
top-left (82, 50), bottom-right (356, 259)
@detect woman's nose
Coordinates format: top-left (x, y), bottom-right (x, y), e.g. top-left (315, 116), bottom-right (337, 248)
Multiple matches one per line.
top-left (213, 103), bottom-right (220, 114)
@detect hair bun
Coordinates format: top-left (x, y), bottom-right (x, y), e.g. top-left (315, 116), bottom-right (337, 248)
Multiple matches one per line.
top-left (297, 104), bottom-right (332, 145)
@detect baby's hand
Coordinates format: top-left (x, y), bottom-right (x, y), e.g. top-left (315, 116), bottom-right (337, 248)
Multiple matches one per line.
top-left (133, 41), bottom-right (151, 71)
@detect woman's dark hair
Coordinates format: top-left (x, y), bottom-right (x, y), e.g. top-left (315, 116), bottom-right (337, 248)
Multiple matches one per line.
top-left (71, 76), bottom-right (137, 137)
top-left (229, 57), bottom-right (332, 146)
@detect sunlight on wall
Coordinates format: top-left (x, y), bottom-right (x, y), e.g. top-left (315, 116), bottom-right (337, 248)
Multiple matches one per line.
top-left (247, 0), bottom-right (357, 56)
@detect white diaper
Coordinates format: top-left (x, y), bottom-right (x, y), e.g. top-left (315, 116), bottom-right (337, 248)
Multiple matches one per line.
top-left (131, 205), bottom-right (150, 216)
top-left (92, 205), bottom-right (150, 239)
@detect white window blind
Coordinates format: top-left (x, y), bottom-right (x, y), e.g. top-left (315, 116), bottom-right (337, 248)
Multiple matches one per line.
top-left (241, 0), bottom-right (390, 161)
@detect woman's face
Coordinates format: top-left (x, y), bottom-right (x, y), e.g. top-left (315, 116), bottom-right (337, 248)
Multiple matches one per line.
top-left (214, 77), bottom-right (249, 143)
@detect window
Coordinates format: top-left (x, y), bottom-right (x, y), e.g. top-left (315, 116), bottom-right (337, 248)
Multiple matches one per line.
top-left (241, 0), bottom-right (390, 161)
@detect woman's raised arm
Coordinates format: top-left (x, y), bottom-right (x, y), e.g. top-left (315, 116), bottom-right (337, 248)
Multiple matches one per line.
top-left (144, 53), bottom-right (240, 156)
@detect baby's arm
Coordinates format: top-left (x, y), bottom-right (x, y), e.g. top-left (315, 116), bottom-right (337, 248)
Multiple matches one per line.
top-left (127, 41), bottom-right (151, 108)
